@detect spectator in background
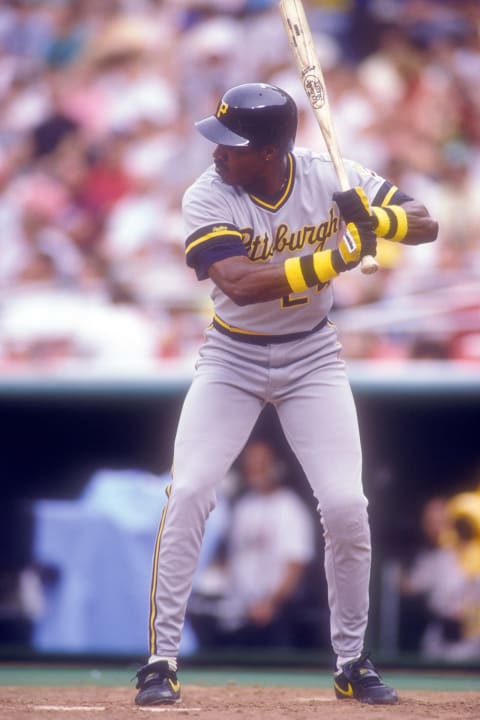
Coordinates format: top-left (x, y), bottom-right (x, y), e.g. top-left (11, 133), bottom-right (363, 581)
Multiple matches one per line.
top-left (0, 0), bottom-right (479, 373)
top-left (442, 489), bottom-right (480, 659)
top-left (398, 496), bottom-right (464, 656)
top-left (43, 1), bottom-right (90, 70)
top-left (399, 487), bottom-right (480, 660)
top-left (189, 439), bottom-right (318, 648)
top-left (0, 502), bottom-right (44, 649)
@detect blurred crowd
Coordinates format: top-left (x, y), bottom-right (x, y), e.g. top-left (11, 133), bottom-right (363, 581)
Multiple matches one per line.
top-left (398, 481), bottom-right (480, 661)
top-left (0, 0), bottom-right (479, 376)
top-left (1, 439), bottom-right (323, 656)
top-left (188, 439), bottom-right (322, 650)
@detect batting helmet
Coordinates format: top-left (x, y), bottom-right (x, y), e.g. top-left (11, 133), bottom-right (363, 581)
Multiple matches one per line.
top-left (195, 83), bottom-right (297, 150)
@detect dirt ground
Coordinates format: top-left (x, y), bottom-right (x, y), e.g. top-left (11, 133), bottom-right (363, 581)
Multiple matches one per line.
top-left (1, 685), bottom-right (480, 720)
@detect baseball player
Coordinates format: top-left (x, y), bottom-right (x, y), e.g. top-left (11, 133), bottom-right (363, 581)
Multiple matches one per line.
top-left (134, 83), bottom-right (438, 706)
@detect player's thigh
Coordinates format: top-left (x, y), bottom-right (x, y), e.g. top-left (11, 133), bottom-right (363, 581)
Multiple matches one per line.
top-left (277, 370), bottom-right (362, 506)
top-left (173, 371), bottom-right (263, 486)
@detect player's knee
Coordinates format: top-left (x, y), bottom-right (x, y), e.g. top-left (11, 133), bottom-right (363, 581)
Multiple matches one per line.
top-left (319, 495), bottom-right (369, 541)
top-left (170, 478), bottom-right (217, 516)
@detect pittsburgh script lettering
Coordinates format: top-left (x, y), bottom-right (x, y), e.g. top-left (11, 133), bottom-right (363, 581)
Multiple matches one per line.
top-left (242, 207), bottom-right (339, 261)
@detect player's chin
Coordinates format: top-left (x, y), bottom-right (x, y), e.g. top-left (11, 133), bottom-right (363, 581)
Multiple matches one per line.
top-left (215, 165), bottom-right (235, 185)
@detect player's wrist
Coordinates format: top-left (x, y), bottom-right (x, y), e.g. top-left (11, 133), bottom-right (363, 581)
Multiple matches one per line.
top-left (312, 249), bottom-right (339, 281)
top-left (331, 248), bottom-right (350, 274)
top-left (371, 205), bottom-right (408, 241)
top-left (337, 224), bottom-right (362, 266)
top-left (284, 251), bottom-right (338, 292)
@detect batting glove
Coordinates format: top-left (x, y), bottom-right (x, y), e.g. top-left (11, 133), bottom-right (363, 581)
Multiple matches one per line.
top-left (332, 187), bottom-right (376, 271)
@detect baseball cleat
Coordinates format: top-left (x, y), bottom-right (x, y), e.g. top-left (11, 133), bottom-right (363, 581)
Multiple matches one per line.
top-left (134, 660), bottom-right (181, 706)
top-left (334, 653), bottom-right (399, 705)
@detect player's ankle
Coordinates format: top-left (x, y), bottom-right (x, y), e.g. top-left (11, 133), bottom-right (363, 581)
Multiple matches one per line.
top-left (336, 653), bottom-right (361, 671)
top-left (149, 655), bottom-right (177, 672)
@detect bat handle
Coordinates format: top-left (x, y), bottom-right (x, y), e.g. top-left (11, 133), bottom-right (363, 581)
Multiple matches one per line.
top-left (335, 171), bottom-right (379, 276)
top-left (361, 254), bottom-right (378, 275)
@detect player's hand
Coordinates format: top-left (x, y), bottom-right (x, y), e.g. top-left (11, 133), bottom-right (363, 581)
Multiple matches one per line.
top-left (333, 187), bottom-right (372, 224)
top-left (332, 187), bottom-right (376, 271)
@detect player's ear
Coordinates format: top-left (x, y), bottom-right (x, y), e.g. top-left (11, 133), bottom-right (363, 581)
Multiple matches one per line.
top-left (261, 144), bottom-right (277, 161)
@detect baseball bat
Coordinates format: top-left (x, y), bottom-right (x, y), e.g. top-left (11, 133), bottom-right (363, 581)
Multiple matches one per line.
top-left (279, 0), bottom-right (378, 275)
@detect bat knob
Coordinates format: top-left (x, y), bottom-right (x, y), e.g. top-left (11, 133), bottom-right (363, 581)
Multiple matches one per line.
top-left (361, 255), bottom-right (378, 275)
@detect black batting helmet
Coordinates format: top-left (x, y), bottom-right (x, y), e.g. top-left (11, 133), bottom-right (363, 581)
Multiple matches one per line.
top-left (195, 83), bottom-right (297, 150)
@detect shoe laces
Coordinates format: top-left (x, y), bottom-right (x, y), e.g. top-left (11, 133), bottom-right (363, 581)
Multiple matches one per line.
top-left (346, 653), bottom-right (383, 688)
top-left (135, 660), bottom-right (171, 689)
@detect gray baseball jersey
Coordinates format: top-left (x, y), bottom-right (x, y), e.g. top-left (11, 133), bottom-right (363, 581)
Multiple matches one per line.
top-left (184, 148), bottom-right (388, 337)
top-left (147, 148), bottom-right (404, 663)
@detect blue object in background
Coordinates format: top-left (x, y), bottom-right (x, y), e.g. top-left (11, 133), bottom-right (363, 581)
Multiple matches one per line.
top-left (32, 469), bottom-right (230, 656)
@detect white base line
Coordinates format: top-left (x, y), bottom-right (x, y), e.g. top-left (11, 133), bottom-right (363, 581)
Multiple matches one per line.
top-left (138, 708), bottom-right (201, 713)
top-left (30, 704), bottom-right (202, 714)
top-left (32, 706), bottom-right (106, 712)
top-left (297, 697), bottom-right (334, 703)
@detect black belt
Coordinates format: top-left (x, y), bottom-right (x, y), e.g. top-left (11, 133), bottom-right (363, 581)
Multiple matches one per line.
top-left (212, 315), bottom-right (329, 346)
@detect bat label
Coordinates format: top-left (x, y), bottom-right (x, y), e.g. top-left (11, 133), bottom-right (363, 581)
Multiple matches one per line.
top-left (303, 72), bottom-right (325, 109)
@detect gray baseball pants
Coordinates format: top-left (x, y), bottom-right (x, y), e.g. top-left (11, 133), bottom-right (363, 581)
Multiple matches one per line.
top-left (148, 323), bottom-right (371, 659)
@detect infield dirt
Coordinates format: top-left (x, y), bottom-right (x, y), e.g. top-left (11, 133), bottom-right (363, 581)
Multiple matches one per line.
top-left (1, 685), bottom-right (480, 720)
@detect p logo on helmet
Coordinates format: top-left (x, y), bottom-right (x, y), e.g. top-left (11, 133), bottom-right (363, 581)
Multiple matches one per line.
top-left (216, 101), bottom-right (229, 118)
top-left (196, 83), bottom-right (297, 150)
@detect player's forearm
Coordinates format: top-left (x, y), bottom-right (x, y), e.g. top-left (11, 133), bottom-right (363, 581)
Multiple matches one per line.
top-left (372, 200), bottom-right (438, 246)
top-left (209, 256), bottom-right (293, 305)
top-left (209, 204), bottom-right (380, 304)
top-left (401, 201), bottom-right (439, 245)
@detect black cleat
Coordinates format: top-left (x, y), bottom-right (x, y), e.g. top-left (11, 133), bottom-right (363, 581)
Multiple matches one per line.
top-left (334, 653), bottom-right (399, 705)
top-left (135, 660), bottom-right (181, 706)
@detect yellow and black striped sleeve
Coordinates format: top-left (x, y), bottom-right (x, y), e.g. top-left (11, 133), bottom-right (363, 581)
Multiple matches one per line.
top-left (371, 181), bottom-right (414, 242)
top-left (185, 222), bottom-right (248, 280)
top-left (372, 180), bottom-right (413, 208)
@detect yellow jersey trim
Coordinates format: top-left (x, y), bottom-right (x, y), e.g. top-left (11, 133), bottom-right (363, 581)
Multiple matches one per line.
top-left (185, 228), bottom-right (243, 255)
top-left (249, 153), bottom-right (294, 211)
top-left (381, 185), bottom-right (398, 206)
top-left (213, 313), bottom-right (266, 337)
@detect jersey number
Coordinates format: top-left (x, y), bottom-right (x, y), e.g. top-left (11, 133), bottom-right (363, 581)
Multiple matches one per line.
top-left (281, 282), bottom-right (326, 309)
top-left (281, 293), bottom-right (308, 308)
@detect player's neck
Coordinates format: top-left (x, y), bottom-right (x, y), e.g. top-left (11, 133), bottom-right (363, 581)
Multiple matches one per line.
top-left (244, 155), bottom-right (290, 201)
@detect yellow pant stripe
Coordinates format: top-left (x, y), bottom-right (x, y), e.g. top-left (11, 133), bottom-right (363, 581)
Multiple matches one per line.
top-left (149, 483), bottom-right (172, 656)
